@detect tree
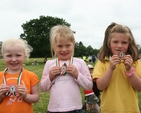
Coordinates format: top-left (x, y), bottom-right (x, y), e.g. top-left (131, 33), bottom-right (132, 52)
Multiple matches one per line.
top-left (74, 42), bottom-right (85, 57)
top-left (137, 44), bottom-right (141, 54)
top-left (0, 41), bottom-right (2, 57)
top-left (74, 41), bottom-right (100, 57)
top-left (86, 45), bottom-right (94, 56)
top-left (20, 15), bottom-right (70, 58)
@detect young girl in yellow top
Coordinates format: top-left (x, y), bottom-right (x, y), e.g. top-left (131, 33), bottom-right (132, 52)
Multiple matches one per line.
top-left (0, 38), bottom-right (39, 113)
top-left (93, 22), bottom-right (141, 113)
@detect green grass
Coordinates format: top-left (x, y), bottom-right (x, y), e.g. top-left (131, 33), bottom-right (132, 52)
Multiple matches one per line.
top-left (0, 58), bottom-right (141, 112)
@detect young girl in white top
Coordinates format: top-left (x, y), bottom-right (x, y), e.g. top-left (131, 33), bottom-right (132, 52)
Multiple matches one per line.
top-left (40, 25), bottom-right (93, 113)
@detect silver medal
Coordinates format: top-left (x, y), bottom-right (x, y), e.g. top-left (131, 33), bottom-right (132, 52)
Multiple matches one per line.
top-left (119, 52), bottom-right (124, 58)
top-left (10, 85), bottom-right (16, 93)
top-left (6, 85), bottom-right (16, 96)
top-left (60, 63), bottom-right (67, 75)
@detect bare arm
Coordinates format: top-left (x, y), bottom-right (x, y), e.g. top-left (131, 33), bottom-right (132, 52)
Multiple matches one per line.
top-left (24, 85), bottom-right (39, 103)
top-left (0, 94), bottom-right (5, 102)
top-left (124, 55), bottom-right (141, 91)
top-left (128, 73), bottom-right (141, 91)
top-left (97, 54), bottom-right (120, 90)
top-left (0, 85), bottom-right (9, 102)
top-left (17, 84), bottom-right (39, 103)
top-left (96, 67), bottom-right (114, 90)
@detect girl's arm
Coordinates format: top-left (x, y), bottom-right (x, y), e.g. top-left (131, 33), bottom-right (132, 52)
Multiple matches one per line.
top-left (0, 85), bottom-right (9, 102)
top-left (40, 61), bottom-right (52, 91)
top-left (124, 55), bottom-right (141, 91)
top-left (96, 55), bottom-right (120, 90)
top-left (96, 67), bottom-right (113, 90)
top-left (40, 62), bottom-right (60, 92)
top-left (72, 59), bottom-right (93, 90)
top-left (0, 94), bottom-right (5, 102)
top-left (23, 85), bottom-right (39, 103)
top-left (126, 68), bottom-right (141, 91)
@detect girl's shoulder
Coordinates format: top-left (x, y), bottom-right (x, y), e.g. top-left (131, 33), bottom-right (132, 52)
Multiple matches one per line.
top-left (73, 57), bottom-right (87, 66)
top-left (0, 71), bottom-right (4, 74)
top-left (22, 68), bottom-right (37, 75)
top-left (73, 57), bottom-right (85, 63)
top-left (44, 59), bottom-right (57, 67)
top-left (133, 59), bottom-right (141, 67)
top-left (46, 59), bottom-right (56, 64)
top-left (0, 71), bottom-right (4, 78)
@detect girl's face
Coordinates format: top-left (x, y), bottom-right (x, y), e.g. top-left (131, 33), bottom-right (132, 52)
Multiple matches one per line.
top-left (3, 45), bottom-right (25, 73)
top-left (110, 33), bottom-right (129, 55)
top-left (54, 36), bottom-right (74, 61)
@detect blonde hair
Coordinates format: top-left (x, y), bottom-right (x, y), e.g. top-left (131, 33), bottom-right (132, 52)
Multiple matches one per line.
top-left (99, 22), bottom-right (138, 62)
top-left (1, 38), bottom-right (33, 59)
top-left (50, 25), bottom-right (75, 57)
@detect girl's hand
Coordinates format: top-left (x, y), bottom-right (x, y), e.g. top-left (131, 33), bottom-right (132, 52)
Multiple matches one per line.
top-left (0, 85), bottom-right (9, 101)
top-left (49, 66), bottom-right (61, 81)
top-left (0, 84), bottom-right (9, 95)
top-left (110, 54), bottom-right (120, 70)
top-left (16, 85), bottom-right (27, 99)
top-left (123, 54), bottom-right (133, 71)
top-left (66, 64), bottom-right (78, 79)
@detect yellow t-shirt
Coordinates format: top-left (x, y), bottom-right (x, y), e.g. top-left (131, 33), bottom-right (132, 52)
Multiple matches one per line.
top-left (0, 68), bottom-right (39, 113)
top-left (92, 59), bottom-right (141, 113)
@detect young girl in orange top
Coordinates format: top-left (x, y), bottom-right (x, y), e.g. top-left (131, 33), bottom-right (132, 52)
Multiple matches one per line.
top-left (0, 38), bottom-right (39, 113)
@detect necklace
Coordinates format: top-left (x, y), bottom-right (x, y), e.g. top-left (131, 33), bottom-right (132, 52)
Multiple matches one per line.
top-left (3, 68), bottom-right (23, 96)
top-left (56, 57), bottom-right (73, 75)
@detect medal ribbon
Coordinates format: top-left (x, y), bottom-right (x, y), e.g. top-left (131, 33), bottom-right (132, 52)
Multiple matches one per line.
top-left (56, 57), bottom-right (73, 67)
top-left (56, 57), bottom-right (73, 75)
top-left (3, 68), bottom-right (23, 85)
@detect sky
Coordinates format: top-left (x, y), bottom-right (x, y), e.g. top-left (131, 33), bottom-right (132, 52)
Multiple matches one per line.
top-left (0, 0), bottom-right (141, 49)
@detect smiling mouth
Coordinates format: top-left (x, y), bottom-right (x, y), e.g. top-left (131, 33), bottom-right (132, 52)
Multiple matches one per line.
top-left (11, 63), bottom-right (18, 66)
top-left (61, 53), bottom-right (68, 56)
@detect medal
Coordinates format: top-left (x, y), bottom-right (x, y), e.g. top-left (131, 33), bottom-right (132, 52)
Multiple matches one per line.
top-left (119, 52), bottom-right (124, 58)
top-left (10, 85), bottom-right (16, 93)
top-left (56, 57), bottom-right (73, 75)
top-left (6, 85), bottom-right (17, 96)
top-left (3, 68), bottom-right (23, 96)
top-left (119, 52), bottom-right (125, 63)
top-left (60, 63), bottom-right (67, 75)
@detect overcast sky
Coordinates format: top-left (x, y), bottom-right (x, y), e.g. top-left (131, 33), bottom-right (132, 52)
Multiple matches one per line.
top-left (0, 0), bottom-right (141, 49)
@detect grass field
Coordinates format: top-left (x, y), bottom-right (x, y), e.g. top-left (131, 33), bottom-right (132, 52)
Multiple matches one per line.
top-left (0, 58), bottom-right (141, 112)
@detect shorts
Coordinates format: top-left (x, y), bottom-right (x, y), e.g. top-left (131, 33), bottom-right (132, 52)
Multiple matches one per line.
top-left (85, 94), bottom-right (99, 104)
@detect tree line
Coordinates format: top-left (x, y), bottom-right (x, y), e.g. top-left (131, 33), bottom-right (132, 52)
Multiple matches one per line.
top-left (20, 15), bottom-right (99, 58)
top-left (1, 15), bottom-right (141, 58)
